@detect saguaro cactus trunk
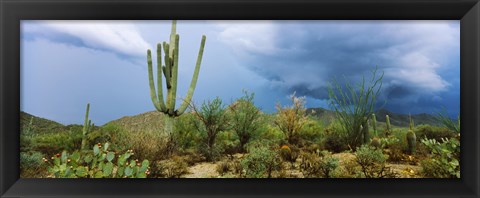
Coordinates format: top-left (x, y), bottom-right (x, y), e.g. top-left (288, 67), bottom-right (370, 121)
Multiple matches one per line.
top-left (81, 103), bottom-right (94, 150)
top-left (147, 20), bottom-right (206, 134)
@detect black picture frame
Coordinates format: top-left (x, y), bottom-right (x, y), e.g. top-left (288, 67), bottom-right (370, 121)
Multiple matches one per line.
top-left (1, 0), bottom-right (479, 197)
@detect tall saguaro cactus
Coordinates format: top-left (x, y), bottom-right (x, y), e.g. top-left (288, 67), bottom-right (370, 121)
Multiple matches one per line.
top-left (81, 103), bottom-right (94, 150)
top-left (147, 20), bottom-right (206, 134)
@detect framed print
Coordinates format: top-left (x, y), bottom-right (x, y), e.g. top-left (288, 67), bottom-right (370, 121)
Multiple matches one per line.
top-left (1, 0), bottom-right (479, 197)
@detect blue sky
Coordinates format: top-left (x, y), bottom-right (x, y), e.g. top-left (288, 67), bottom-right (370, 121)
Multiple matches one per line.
top-left (20, 20), bottom-right (460, 125)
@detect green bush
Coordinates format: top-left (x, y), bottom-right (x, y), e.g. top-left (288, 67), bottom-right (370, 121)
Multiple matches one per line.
top-left (174, 113), bottom-right (200, 151)
top-left (420, 137), bottom-right (460, 178)
top-left (354, 145), bottom-right (396, 178)
top-left (228, 90), bottom-right (263, 152)
top-left (32, 127), bottom-right (83, 155)
top-left (20, 151), bottom-right (48, 178)
top-left (299, 118), bottom-right (325, 144)
top-left (47, 143), bottom-right (150, 178)
top-left (241, 145), bottom-right (281, 178)
top-left (191, 97), bottom-right (230, 162)
top-left (112, 124), bottom-right (174, 162)
top-left (300, 151), bottom-right (339, 178)
top-left (415, 125), bottom-right (456, 142)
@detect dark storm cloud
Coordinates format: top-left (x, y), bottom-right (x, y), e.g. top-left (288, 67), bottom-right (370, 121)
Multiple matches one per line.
top-left (218, 20), bottom-right (460, 115)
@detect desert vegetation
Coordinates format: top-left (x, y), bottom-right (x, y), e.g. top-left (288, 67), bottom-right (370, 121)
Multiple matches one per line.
top-left (19, 20), bottom-right (460, 179)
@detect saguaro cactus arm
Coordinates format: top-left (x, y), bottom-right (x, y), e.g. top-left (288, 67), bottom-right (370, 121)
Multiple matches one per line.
top-left (147, 47), bottom-right (166, 112)
top-left (176, 35), bottom-right (206, 115)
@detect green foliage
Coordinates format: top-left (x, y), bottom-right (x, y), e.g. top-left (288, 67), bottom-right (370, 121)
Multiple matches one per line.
top-left (147, 20), bottom-right (206, 138)
top-left (299, 118), bottom-right (325, 145)
top-left (240, 145), bottom-right (281, 178)
top-left (322, 121), bottom-right (349, 153)
top-left (354, 145), bottom-right (396, 178)
top-left (20, 151), bottom-right (48, 178)
top-left (328, 66), bottom-right (384, 148)
top-left (435, 109), bottom-right (460, 133)
top-left (420, 137), bottom-right (460, 178)
top-left (228, 90), bottom-right (262, 152)
top-left (274, 93), bottom-right (308, 145)
top-left (47, 143), bottom-right (150, 178)
top-left (173, 113), bottom-right (200, 151)
top-left (191, 97), bottom-right (230, 161)
top-left (32, 126), bottom-right (83, 155)
top-left (415, 124), bottom-right (457, 142)
top-left (300, 150), bottom-right (339, 178)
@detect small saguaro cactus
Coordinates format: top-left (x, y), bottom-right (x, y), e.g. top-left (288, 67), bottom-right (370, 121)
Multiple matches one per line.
top-left (147, 20), bottom-right (206, 134)
top-left (385, 115), bottom-right (392, 136)
top-left (371, 113), bottom-right (377, 137)
top-left (406, 115), bottom-right (416, 154)
top-left (81, 103), bottom-right (95, 150)
top-left (362, 118), bottom-right (370, 144)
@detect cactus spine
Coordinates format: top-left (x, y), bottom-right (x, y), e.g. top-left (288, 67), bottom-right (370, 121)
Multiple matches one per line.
top-left (147, 20), bottom-right (206, 134)
top-left (81, 103), bottom-right (94, 150)
top-left (385, 115), bottom-right (391, 136)
top-left (406, 114), bottom-right (416, 154)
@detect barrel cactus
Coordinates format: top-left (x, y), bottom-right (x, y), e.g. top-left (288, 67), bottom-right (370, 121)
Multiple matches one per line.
top-left (147, 20), bottom-right (206, 134)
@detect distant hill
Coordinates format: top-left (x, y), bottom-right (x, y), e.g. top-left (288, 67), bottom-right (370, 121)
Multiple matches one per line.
top-left (105, 111), bottom-right (167, 133)
top-left (21, 107), bottom-right (441, 135)
top-left (21, 111), bottom-right (88, 134)
top-left (21, 111), bottom-right (66, 134)
top-left (305, 108), bottom-right (440, 127)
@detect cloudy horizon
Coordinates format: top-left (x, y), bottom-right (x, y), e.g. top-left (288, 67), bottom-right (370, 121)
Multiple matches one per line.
top-left (20, 20), bottom-right (460, 125)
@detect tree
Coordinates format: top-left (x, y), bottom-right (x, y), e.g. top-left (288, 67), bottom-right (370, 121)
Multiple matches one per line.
top-left (229, 90), bottom-right (262, 152)
top-left (328, 66), bottom-right (384, 148)
top-left (190, 97), bottom-right (230, 161)
top-left (274, 93), bottom-right (308, 145)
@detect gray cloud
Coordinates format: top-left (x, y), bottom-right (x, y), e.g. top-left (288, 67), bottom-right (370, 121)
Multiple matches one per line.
top-left (218, 20), bottom-right (460, 115)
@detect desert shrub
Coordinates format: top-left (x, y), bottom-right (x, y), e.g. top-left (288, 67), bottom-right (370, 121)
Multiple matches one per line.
top-left (174, 113), bottom-right (200, 151)
top-left (328, 67), bottom-right (384, 148)
top-left (216, 161), bottom-right (231, 176)
top-left (420, 137), bottom-right (460, 178)
top-left (114, 124), bottom-right (174, 161)
top-left (20, 151), bottom-right (48, 178)
top-left (47, 143), bottom-right (150, 178)
top-left (354, 145), bottom-right (396, 178)
top-left (274, 93), bottom-right (308, 145)
top-left (258, 124), bottom-right (285, 146)
top-left (299, 118), bottom-right (325, 145)
top-left (300, 151), bottom-right (339, 178)
top-left (190, 97), bottom-right (230, 162)
top-left (322, 123), bottom-right (349, 153)
top-left (241, 145), bottom-right (281, 178)
top-left (216, 131), bottom-right (241, 156)
top-left (154, 156), bottom-right (189, 178)
top-left (32, 127), bottom-right (83, 155)
top-left (415, 125), bottom-right (456, 142)
top-left (229, 90), bottom-right (263, 152)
